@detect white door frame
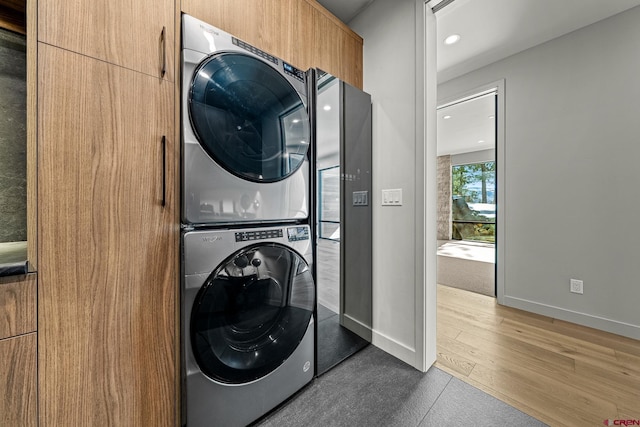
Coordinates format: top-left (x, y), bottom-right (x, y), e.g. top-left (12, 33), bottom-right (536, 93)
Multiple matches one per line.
top-left (418, 0), bottom-right (507, 370)
top-left (415, 0), bottom-right (438, 371)
top-left (436, 79), bottom-right (506, 304)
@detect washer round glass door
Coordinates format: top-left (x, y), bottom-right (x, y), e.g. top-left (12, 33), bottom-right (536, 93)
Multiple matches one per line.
top-left (190, 243), bottom-right (314, 384)
top-left (189, 53), bottom-right (310, 183)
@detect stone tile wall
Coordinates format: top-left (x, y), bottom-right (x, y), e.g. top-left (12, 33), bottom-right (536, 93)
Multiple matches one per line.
top-left (437, 155), bottom-right (451, 241)
top-left (0, 29), bottom-right (27, 243)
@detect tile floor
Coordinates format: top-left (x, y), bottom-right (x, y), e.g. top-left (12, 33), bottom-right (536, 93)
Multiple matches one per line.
top-left (317, 304), bottom-right (369, 375)
top-left (255, 345), bottom-right (546, 426)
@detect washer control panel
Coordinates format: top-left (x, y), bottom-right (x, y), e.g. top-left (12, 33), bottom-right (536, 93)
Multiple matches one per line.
top-left (235, 229), bottom-right (283, 242)
top-left (287, 226), bottom-right (310, 242)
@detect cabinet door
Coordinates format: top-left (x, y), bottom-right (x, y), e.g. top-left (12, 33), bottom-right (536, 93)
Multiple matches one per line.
top-left (0, 275), bottom-right (37, 340)
top-left (38, 0), bottom-right (174, 81)
top-left (38, 43), bottom-right (176, 427)
top-left (338, 32), bottom-right (363, 89)
top-left (311, 8), bottom-right (363, 90)
top-left (0, 334), bottom-right (37, 427)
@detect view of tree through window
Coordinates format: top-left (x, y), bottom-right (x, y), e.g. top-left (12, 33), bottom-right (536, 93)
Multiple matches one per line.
top-left (452, 162), bottom-right (495, 243)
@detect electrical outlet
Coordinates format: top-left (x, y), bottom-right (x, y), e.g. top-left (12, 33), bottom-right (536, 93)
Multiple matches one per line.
top-left (570, 279), bottom-right (583, 294)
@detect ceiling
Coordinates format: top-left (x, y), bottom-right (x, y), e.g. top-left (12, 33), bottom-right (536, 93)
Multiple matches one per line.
top-left (437, 93), bottom-right (495, 157)
top-left (435, 0), bottom-right (640, 83)
top-left (317, 0), bottom-right (640, 82)
top-left (317, 0), bottom-right (640, 156)
top-left (316, 0), bottom-right (375, 24)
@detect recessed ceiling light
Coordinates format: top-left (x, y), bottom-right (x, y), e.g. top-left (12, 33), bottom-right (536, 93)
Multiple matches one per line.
top-left (444, 34), bottom-right (461, 45)
top-left (489, 115), bottom-right (495, 119)
top-left (292, 119), bottom-right (300, 123)
top-left (443, 115), bottom-right (452, 120)
top-left (478, 140), bottom-right (485, 144)
top-left (323, 105), bottom-right (332, 111)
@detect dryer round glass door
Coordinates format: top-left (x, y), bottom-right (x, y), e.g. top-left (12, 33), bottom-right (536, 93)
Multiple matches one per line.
top-left (189, 53), bottom-right (310, 183)
top-left (190, 243), bottom-right (314, 384)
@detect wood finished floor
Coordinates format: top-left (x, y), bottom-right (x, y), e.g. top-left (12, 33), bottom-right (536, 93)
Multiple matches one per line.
top-left (435, 284), bottom-right (640, 427)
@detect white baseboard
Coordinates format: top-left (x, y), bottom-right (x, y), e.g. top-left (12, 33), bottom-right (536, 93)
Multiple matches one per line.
top-left (371, 330), bottom-right (417, 367)
top-left (503, 296), bottom-right (640, 340)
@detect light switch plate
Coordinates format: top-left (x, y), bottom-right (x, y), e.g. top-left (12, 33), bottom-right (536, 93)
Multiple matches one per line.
top-left (382, 189), bottom-right (402, 206)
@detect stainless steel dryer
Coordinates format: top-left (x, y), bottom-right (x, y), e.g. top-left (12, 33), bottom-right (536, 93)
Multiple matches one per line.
top-left (182, 14), bottom-right (311, 226)
top-left (182, 224), bottom-right (315, 427)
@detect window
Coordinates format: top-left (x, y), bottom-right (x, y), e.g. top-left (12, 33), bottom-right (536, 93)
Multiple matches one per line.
top-left (452, 162), bottom-right (495, 242)
top-left (318, 166), bottom-right (340, 240)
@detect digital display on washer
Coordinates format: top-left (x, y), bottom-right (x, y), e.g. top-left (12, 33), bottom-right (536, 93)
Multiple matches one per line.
top-left (235, 229), bottom-right (283, 242)
top-left (282, 61), bottom-right (305, 82)
top-left (287, 226), bottom-right (309, 242)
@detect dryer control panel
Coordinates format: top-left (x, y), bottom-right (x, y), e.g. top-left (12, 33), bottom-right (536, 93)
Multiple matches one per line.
top-left (232, 37), bottom-right (278, 64)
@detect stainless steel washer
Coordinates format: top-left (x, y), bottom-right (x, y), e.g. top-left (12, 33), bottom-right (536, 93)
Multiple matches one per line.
top-left (182, 224), bottom-right (315, 427)
top-left (182, 14), bottom-right (311, 226)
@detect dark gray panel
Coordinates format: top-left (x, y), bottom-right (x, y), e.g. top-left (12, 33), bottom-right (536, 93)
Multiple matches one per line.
top-left (341, 81), bottom-right (372, 340)
top-left (314, 72), bottom-right (372, 376)
top-left (316, 311), bottom-right (368, 374)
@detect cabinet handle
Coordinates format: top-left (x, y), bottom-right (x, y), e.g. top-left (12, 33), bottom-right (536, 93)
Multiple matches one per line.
top-left (161, 26), bottom-right (166, 78)
top-left (161, 135), bottom-right (166, 207)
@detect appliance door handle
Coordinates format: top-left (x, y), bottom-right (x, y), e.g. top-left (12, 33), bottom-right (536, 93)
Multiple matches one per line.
top-left (161, 26), bottom-right (166, 78)
top-left (161, 135), bottom-right (166, 207)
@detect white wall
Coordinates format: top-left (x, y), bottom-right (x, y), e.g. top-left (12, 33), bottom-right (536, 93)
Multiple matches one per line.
top-left (351, 0), bottom-right (437, 369)
top-left (439, 6), bottom-right (640, 339)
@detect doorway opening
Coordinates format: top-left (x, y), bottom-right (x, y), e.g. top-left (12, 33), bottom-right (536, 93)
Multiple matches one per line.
top-left (436, 89), bottom-right (498, 297)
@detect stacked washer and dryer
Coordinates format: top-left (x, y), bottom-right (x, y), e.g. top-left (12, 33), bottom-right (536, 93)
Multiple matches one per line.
top-left (181, 14), bottom-right (315, 427)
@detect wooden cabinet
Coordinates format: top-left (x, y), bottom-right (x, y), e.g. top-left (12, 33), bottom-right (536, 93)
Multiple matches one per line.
top-left (30, 2), bottom-right (358, 426)
top-left (182, 0), bottom-right (363, 89)
top-left (37, 43), bottom-right (177, 426)
top-left (335, 27), bottom-right (363, 89)
top-left (38, 0), bottom-right (174, 81)
top-left (309, 5), bottom-right (363, 88)
top-left (0, 275), bottom-right (37, 426)
top-left (0, 275), bottom-right (36, 340)
top-left (0, 333), bottom-right (37, 427)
